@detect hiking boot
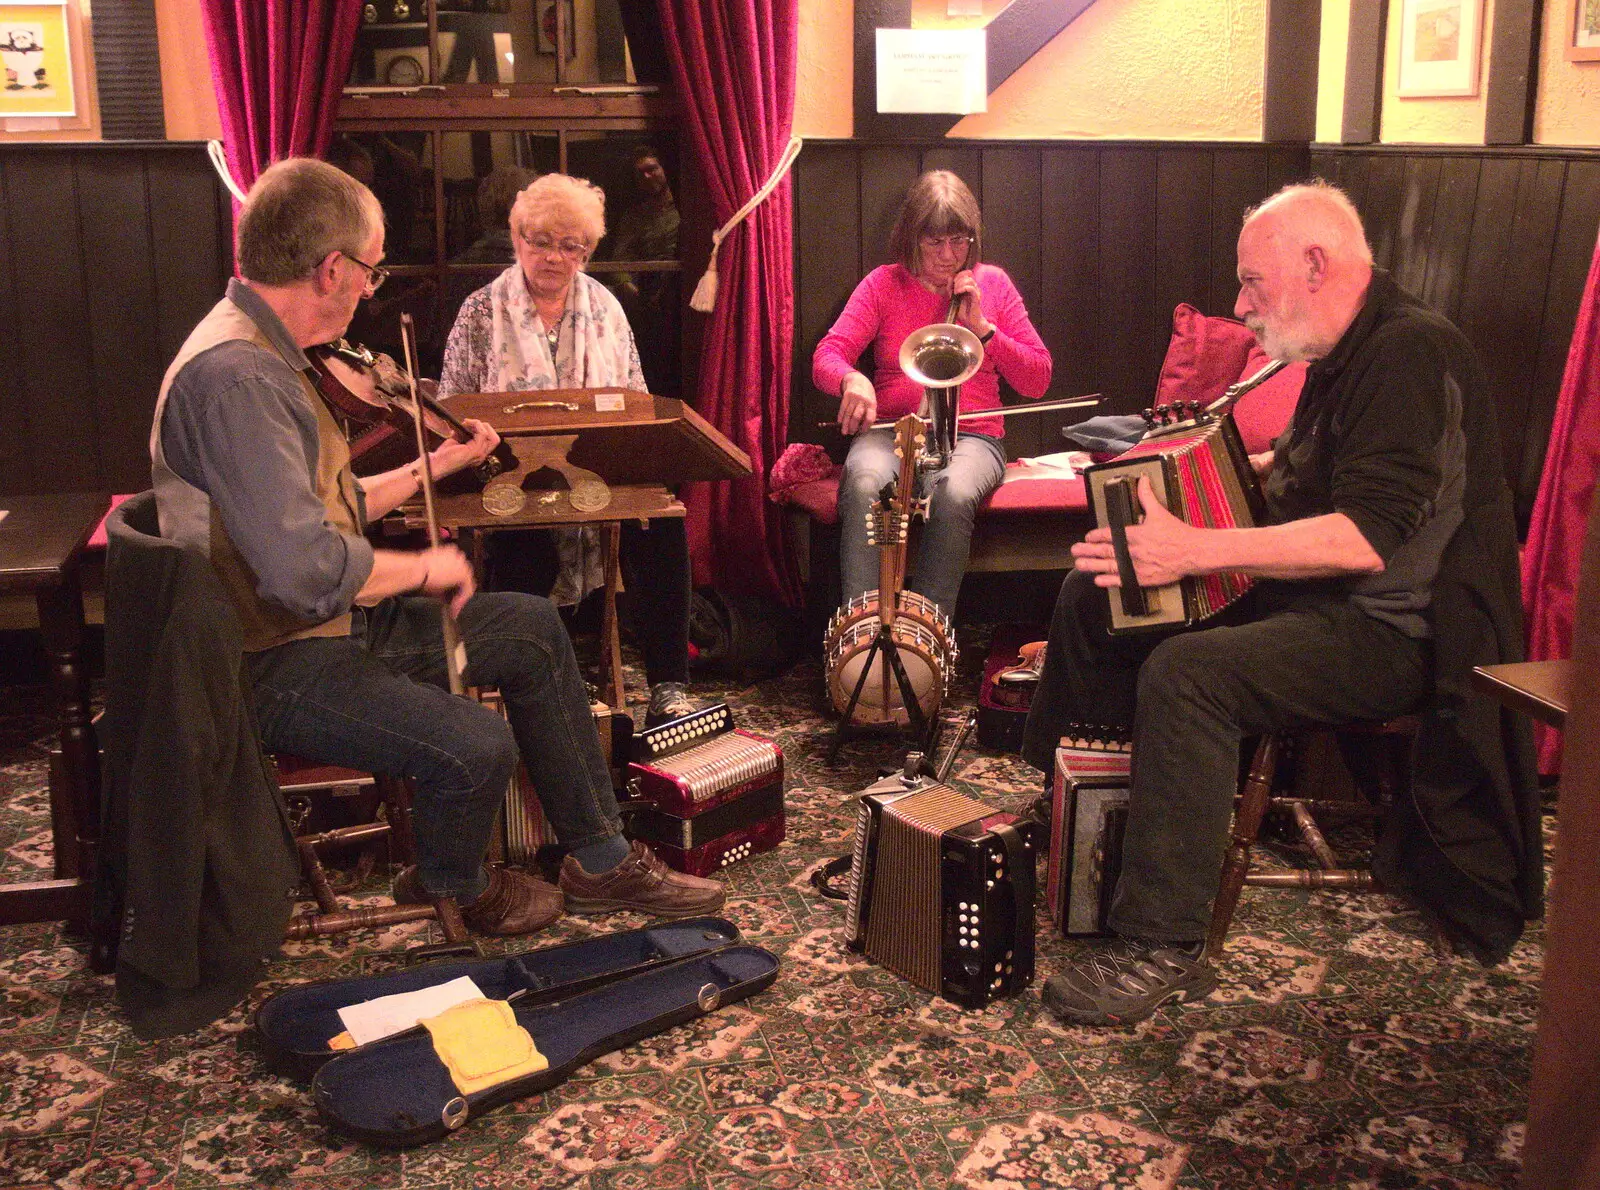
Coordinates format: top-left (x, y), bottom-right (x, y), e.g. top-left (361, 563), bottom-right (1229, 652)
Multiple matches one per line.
top-left (559, 839), bottom-right (725, 917)
top-left (394, 864), bottom-right (563, 937)
top-left (1041, 937), bottom-right (1217, 1026)
top-left (646, 682), bottom-right (698, 727)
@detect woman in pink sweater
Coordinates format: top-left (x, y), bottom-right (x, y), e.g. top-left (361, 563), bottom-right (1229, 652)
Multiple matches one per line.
top-left (812, 170), bottom-right (1052, 622)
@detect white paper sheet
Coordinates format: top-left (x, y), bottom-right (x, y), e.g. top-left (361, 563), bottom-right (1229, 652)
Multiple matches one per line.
top-left (336, 975), bottom-right (486, 1047)
top-left (876, 29), bottom-right (987, 115)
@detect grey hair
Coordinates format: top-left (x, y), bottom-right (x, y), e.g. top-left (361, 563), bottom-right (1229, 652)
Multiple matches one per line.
top-left (237, 158), bottom-right (385, 286)
top-left (510, 173), bottom-right (606, 251)
top-left (1243, 180), bottom-right (1374, 266)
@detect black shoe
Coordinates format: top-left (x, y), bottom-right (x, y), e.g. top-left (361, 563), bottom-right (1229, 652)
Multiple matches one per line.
top-left (1042, 938), bottom-right (1216, 1026)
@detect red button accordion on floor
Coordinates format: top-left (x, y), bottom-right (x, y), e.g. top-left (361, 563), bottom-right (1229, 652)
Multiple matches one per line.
top-left (624, 704), bottom-right (785, 876)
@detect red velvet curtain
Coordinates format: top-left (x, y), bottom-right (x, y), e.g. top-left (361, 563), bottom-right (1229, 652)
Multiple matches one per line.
top-left (655, 0), bottom-right (802, 604)
top-left (1522, 227), bottom-right (1600, 773)
top-left (200, 0), bottom-right (364, 196)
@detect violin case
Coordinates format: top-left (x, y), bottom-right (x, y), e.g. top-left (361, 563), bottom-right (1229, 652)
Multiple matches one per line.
top-left (976, 624), bottom-right (1046, 752)
top-left (309, 942), bottom-right (780, 1147)
top-left (256, 916), bottom-right (742, 1080)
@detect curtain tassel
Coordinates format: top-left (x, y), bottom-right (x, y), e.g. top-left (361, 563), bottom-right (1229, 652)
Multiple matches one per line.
top-left (206, 139), bottom-right (249, 203)
top-left (690, 135), bottom-right (803, 313)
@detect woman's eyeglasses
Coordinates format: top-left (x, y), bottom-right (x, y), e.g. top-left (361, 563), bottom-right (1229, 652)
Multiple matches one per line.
top-left (919, 234), bottom-right (974, 252)
top-left (520, 233), bottom-right (590, 261)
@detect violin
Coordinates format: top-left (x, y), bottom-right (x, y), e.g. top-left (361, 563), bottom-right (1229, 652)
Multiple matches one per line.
top-left (307, 339), bottom-right (515, 483)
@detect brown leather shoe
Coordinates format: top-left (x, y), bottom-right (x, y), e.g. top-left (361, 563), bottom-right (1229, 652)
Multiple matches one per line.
top-left (559, 840), bottom-right (726, 917)
top-left (394, 865), bottom-right (563, 937)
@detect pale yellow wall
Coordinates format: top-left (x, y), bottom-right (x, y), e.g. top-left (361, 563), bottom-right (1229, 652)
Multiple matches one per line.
top-left (1534, 0), bottom-right (1600, 145)
top-left (1379, 0), bottom-right (1495, 143)
top-left (155, 0), bottom-right (219, 141)
top-left (952, 0), bottom-right (1264, 139)
top-left (1316, 0), bottom-right (1352, 142)
top-left (794, 0), bottom-right (852, 137)
top-left (794, 0), bottom-right (1266, 141)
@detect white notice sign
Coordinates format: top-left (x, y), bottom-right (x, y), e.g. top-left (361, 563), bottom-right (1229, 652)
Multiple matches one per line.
top-left (876, 28), bottom-right (987, 115)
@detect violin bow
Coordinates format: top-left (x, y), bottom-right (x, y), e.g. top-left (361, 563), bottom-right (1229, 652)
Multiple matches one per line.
top-left (399, 313), bottom-right (468, 697)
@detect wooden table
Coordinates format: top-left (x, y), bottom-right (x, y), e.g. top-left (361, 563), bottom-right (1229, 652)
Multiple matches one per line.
top-left (1471, 659), bottom-right (1572, 729)
top-left (0, 492), bottom-right (110, 946)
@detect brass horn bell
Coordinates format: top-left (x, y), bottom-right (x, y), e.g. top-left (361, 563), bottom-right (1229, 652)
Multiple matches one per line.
top-left (899, 322), bottom-right (983, 470)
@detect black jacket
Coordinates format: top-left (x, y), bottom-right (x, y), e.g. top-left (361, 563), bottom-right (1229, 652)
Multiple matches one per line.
top-left (1301, 277), bottom-right (1542, 965)
top-left (98, 492), bottom-right (299, 1039)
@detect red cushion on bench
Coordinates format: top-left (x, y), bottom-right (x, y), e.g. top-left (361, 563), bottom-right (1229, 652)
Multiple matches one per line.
top-left (1232, 344), bottom-right (1306, 454)
top-left (86, 494), bottom-right (135, 551)
top-left (1155, 304), bottom-right (1258, 410)
top-left (782, 465), bottom-right (1088, 526)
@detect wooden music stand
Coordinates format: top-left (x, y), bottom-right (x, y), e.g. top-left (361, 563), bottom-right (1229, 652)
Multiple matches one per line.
top-left (413, 389), bottom-right (752, 709)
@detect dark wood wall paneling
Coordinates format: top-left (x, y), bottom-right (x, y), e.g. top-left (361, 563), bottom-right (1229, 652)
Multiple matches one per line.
top-left (792, 141), bottom-right (1312, 462)
top-left (0, 144), bottom-right (233, 497)
top-left (1312, 145), bottom-right (1599, 527)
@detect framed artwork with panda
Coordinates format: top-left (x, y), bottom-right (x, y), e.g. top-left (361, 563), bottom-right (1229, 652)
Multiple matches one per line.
top-left (0, 2), bottom-right (75, 119)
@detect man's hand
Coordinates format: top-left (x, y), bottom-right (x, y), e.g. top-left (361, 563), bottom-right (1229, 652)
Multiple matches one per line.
top-left (838, 372), bottom-right (878, 436)
top-left (429, 418), bottom-right (501, 480)
top-left (1249, 450), bottom-right (1275, 478)
top-left (1071, 476), bottom-right (1198, 588)
top-left (414, 544), bottom-right (476, 617)
top-left (951, 269), bottom-right (994, 339)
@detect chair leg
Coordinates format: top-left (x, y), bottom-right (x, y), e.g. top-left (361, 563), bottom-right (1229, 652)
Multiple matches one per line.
top-left (377, 775), bottom-right (419, 868)
top-left (1206, 734), bottom-right (1278, 959)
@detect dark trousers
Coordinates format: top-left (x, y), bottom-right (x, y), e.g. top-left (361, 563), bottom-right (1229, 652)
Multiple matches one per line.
top-left (488, 518), bottom-right (691, 688)
top-left (620, 516), bottom-right (691, 686)
top-left (246, 592), bottom-right (621, 899)
top-left (1021, 571), bottom-right (1428, 943)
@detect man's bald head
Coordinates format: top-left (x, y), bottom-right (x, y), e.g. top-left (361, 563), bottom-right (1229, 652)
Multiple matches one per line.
top-left (1234, 181), bottom-right (1374, 362)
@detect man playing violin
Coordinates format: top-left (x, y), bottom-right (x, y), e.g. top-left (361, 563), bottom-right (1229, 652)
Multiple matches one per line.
top-left (149, 158), bottom-right (725, 936)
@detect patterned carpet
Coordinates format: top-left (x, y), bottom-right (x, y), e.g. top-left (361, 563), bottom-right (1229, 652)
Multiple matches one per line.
top-left (0, 625), bottom-right (1544, 1189)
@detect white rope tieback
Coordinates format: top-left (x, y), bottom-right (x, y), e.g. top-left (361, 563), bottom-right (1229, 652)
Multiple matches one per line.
top-left (206, 139), bottom-right (249, 203)
top-left (690, 134), bottom-right (804, 314)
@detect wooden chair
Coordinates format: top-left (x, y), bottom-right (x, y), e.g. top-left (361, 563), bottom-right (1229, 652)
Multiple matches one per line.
top-left (1205, 716), bottom-right (1418, 957)
top-left (274, 757), bottom-right (476, 954)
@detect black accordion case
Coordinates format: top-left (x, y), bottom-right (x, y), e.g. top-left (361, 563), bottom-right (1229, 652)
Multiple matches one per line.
top-left (256, 916), bottom-right (742, 1080)
top-left (623, 703), bottom-right (786, 876)
top-left (844, 774), bottom-right (1041, 1009)
top-left (309, 942), bottom-right (779, 1147)
top-left (1045, 735), bottom-right (1133, 936)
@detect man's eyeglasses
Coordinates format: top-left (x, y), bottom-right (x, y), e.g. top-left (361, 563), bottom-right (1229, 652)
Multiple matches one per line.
top-left (520, 233), bottom-right (590, 261)
top-left (344, 252), bottom-right (389, 293)
top-left (919, 233), bottom-right (974, 252)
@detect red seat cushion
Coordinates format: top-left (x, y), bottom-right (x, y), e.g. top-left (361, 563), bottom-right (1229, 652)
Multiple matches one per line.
top-left (1232, 344), bottom-right (1306, 454)
top-left (86, 494), bottom-right (135, 551)
top-left (1154, 303), bottom-right (1258, 411)
top-left (780, 465), bottom-right (1088, 526)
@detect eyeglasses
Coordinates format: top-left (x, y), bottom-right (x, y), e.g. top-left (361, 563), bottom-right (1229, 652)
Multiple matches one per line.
top-left (344, 252), bottom-right (389, 294)
top-left (919, 233), bottom-right (974, 252)
top-left (519, 232), bottom-right (590, 261)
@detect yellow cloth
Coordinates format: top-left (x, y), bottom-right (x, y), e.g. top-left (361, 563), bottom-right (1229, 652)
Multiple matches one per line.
top-left (420, 998), bottom-right (547, 1095)
top-left (327, 1031), bottom-right (357, 1051)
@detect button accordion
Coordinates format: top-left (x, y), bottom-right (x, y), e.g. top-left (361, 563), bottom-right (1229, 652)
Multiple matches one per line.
top-left (844, 775), bottom-right (1040, 1008)
top-left (1083, 360), bottom-right (1286, 634)
top-left (624, 704), bottom-right (785, 877)
top-left (1045, 732), bottom-right (1133, 936)
top-left (482, 691), bottom-right (632, 871)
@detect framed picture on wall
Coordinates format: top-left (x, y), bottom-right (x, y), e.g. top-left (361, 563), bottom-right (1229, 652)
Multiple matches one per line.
top-left (1569, 0), bottom-right (1600, 61)
top-left (0, 2), bottom-right (75, 118)
top-left (1396, 0), bottom-right (1484, 97)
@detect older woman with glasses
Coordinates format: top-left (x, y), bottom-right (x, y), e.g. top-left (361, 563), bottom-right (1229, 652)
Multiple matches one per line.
top-left (438, 172), bottom-right (699, 729)
top-left (813, 169), bottom-right (1053, 624)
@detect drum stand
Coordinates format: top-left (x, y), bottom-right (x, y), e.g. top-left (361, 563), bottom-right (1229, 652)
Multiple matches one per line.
top-left (827, 623), bottom-right (942, 765)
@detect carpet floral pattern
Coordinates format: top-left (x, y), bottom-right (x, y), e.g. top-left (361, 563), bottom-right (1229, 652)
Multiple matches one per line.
top-left (0, 629), bottom-right (1545, 1188)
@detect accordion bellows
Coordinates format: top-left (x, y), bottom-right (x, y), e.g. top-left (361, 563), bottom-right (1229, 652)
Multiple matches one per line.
top-left (1085, 414), bottom-right (1262, 633)
top-left (845, 778), bottom-right (1040, 1008)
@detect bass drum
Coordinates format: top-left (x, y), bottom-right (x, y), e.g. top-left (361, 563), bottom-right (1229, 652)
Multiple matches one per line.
top-left (823, 590), bottom-right (955, 726)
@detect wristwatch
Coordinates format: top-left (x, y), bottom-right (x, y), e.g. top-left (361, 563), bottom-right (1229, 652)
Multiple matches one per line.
top-left (978, 327), bottom-right (996, 345)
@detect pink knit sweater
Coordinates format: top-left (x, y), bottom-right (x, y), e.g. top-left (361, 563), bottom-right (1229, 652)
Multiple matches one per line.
top-left (811, 263), bottom-right (1053, 439)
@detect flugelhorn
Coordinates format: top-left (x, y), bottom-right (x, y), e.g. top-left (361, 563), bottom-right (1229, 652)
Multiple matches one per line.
top-left (899, 319), bottom-right (982, 471)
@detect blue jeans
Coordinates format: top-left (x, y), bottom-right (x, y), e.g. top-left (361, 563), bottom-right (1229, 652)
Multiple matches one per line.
top-left (838, 429), bottom-right (1006, 620)
top-left (246, 592), bottom-right (621, 899)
